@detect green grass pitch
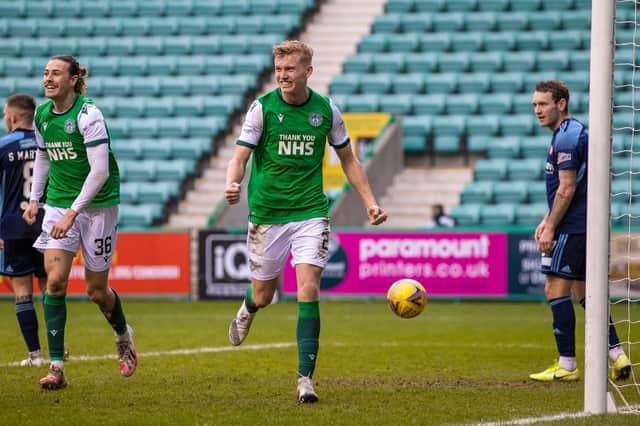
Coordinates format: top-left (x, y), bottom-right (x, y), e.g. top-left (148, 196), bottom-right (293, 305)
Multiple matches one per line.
top-left (0, 300), bottom-right (638, 425)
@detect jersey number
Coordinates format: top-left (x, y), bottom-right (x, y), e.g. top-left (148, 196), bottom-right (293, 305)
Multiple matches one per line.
top-left (23, 160), bottom-right (34, 200)
top-left (94, 236), bottom-right (113, 256)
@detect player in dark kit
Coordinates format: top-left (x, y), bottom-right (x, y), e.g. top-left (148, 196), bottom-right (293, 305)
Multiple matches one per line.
top-left (1, 94), bottom-right (47, 366)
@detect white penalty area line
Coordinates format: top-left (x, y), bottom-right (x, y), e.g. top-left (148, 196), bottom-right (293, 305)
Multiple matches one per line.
top-left (467, 411), bottom-right (592, 426)
top-left (0, 342), bottom-right (295, 368)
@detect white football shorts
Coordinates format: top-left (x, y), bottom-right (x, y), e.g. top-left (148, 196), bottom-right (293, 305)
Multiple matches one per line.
top-left (247, 217), bottom-right (330, 281)
top-left (34, 205), bottom-right (119, 272)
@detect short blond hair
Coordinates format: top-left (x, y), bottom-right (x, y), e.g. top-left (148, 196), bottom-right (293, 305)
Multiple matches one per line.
top-left (272, 40), bottom-right (313, 65)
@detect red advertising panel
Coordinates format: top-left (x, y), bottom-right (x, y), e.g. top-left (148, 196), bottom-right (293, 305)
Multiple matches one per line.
top-left (0, 232), bottom-right (191, 296)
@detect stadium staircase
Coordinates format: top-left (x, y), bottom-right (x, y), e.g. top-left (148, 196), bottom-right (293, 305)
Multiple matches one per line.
top-left (169, 0), bottom-right (388, 228)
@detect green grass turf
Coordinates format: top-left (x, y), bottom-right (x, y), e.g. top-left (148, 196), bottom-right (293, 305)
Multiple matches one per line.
top-left (0, 300), bottom-right (639, 425)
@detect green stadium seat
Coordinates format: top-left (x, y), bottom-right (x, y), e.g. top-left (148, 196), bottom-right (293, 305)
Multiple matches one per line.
top-left (402, 115), bottom-right (432, 137)
top-left (192, 36), bottom-right (221, 55)
top-left (0, 78), bottom-right (15, 98)
top-left (424, 74), bottom-right (457, 94)
top-left (330, 75), bottom-right (359, 95)
top-left (379, 94), bottom-right (413, 115)
top-left (220, 0), bottom-right (249, 15)
top-left (191, 76), bottom-right (219, 96)
top-left (569, 51), bottom-right (590, 72)
top-left (487, 137), bottom-right (520, 159)
top-left (372, 54), bottom-right (405, 73)
top-left (235, 55), bottom-right (269, 74)
top-left (420, 33), bottom-right (451, 52)
top-left (415, 0), bottom-right (445, 12)
top-left (94, 19), bottom-right (122, 37)
top-left (385, 0), bottom-right (413, 13)
top-left (116, 97), bottom-right (145, 118)
top-left (97, 97), bottom-right (118, 117)
top-left (216, 36), bottom-right (248, 54)
top-left (503, 52), bottom-right (536, 72)
top-left (466, 115), bottom-right (500, 136)
top-left (372, 14), bottom-right (401, 33)
top-left (480, 203), bottom-right (515, 226)
top-left (167, 0), bottom-right (194, 16)
top-left (562, 10), bottom-right (590, 30)
top-left (483, 32), bottom-right (515, 52)
top-left (515, 32), bottom-right (548, 51)
top-left (118, 56), bottom-right (147, 76)
top-left (277, 0), bottom-right (313, 15)
top-left (235, 16), bottom-right (264, 34)
top-left (447, 94), bottom-right (478, 115)
top-left (401, 13), bottom-right (432, 32)
top-left (139, 140), bottom-right (172, 159)
top-left (537, 51), bottom-right (569, 71)
top-left (508, 158), bottom-right (544, 181)
top-left (101, 77), bottom-right (131, 97)
top-left (138, 0), bottom-right (165, 16)
top-left (405, 53), bottom-right (438, 73)
top-left (247, 34), bottom-right (281, 54)
top-left (447, 0), bottom-right (477, 12)
top-left (461, 182), bottom-right (494, 204)
top-left (192, 0), bottom-right (220, 15)
top-left (343, 55), bottom-right (373, 74)
top-left (120, 182), bottom-right (140, 204)
top-left (121, 17), bottom-right (150, 37)
top-left (156, 159), bottom-right (195, 181)
top-left (464, 12), bottom-right (496, 31)
top-left (189, 117), bottom-right (224, 138)
top-left (392, 73), bottom-right (425, 94)
top-left (433, 136), bottom-right (462, 154)
top-left (527, 182), bottom-right (547, 203)
top-left (67, 18), bottom-right (94, 37)
top-left (13, 77), bottom-right (43, 97)
top-left (49, 38), bottom-right (78, 56)
top-left (360, 74), bottom-right (392, 94)
top-left (347, 95), bottom-right (379, 113)
top-left (39, 19), bottom-right (67, 38)
top-left (432, 13), bottom-right (465, 32)
top-left (549, 31), bottom-right (583, 50)
top-left (450, 32), bottom-right (484, 52)
top-left (164, 36), bottom-right (195, 55)
top-left (129, 118), bottom-right (159, 139)
top-left (403, 136), bottom-right (427, 153)
top-left (250, 0), bottom-right (278, 14)
top-left (172, 138), bottom-right (213, 159)
top-left (496, 12), bottom-right (529, 31)
top-left (219, 74), bottom-right (256, 95)
top-left (477, 0), bottom-right (508, 11)
top-left (264, 14), bottom-right (301, 34)
top-left (478, 93), bottom-right (512, 114)
top-left (331, 94), bottom-right (347, 111)
top-left (112, 140), bottom-right (142, 161)
top-left (456, 73), bottom-right (490, 93)
top-left (388, 34), bottom-right (421, 52)
top-left (177, 56), bottom-right (206, 75)
top-left (160, 76), bottom-right (192, 96)
top-left (520, 136), bottom-right (549, 158)
top-left (147, 57), bottom-right (177, 76)
top-left (130, 77), bottom-right (160, 97)
top-left (541, 0), bottom-right (574, 10)
top-left (466, 135), bottom-right (488, 154)
top-left (21, 39), bottom-right (50, 57)
top-left (121, 160), bottom-right (157, 182)
top-left (475, 159), bottom-right (508, 181)
top-left (432, 115), bottom-right (465, 137)
top-left (490, 73), bottom-right (523, 93)
top-left (77, 38), bottom-right (107, 57)
top-left (515, 203), bottom-right (547, 226)
top-left (145, 97), bottom-right (175, 117)
top-left (438, 53), bottom-right (469, 73)
top-left (563, 71), bottom-right (589, 92)
top-left (81, 1), bottom-right (109, 17)
top-left (25, 2), bottom-right (51, 18)
top-left (137, 182), bottom-right (179, 204)
top-left (4, 58), bottom-right (34, 77)
top-left (207, 17), bottom-right (236, 35)
top-left (174, 97), bottom-right (204, 117)
top-left (204, 56), bottom-right (234, 74)
top-left (413, 94), bottom-right (446, 115)
top-left (0, 1), bottom-right (24, 17)
top-left (107, 118), bottom-right (130, 140)
top-left (450, 204), bottom-right (481, 226)
top-left (119, 204), bottom-right (161, 228)
top-left (512, 93), bottom-right (536, 114)
top-left (105, 38), bottom-right (133, 56)
top-left (501, 114), bottom-right (536, 136)
top-left (510, 0), bottom-right (542, 11)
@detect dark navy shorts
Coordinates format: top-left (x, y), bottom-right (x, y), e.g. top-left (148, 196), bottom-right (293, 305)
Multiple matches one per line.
top-left (540, 233), bottom-right (586, 281)
top-left (0, 239), bottom-right (46, 278)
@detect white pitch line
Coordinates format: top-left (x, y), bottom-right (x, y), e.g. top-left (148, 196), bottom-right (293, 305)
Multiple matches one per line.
top-left (0, 342), bottom-right (295, 368)
top-left (468, 411), bottom-right (592, 426)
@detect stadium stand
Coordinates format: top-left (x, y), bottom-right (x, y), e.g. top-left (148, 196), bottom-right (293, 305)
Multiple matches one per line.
top-left (0, 0), bottom-right (316, 228)
top-left (328, 0), bottom-right (597, 227)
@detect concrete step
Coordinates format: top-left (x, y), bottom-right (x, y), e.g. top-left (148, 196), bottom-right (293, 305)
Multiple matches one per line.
top-left (177, 203), bottom-right (216, 215)
top-left (381, 193), bottom-right (460, 206)
top-left (167, 215), bottom-right (208, 228)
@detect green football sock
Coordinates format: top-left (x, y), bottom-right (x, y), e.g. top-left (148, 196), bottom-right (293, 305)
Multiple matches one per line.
top-left (297, 301), bottom-right (320, 378)
top-left (43, 292), bottom-right (67, 361)
top-left (106, 289), bottom-right (128, 336)
top-left (244, 285), bottom-right (258, 313)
